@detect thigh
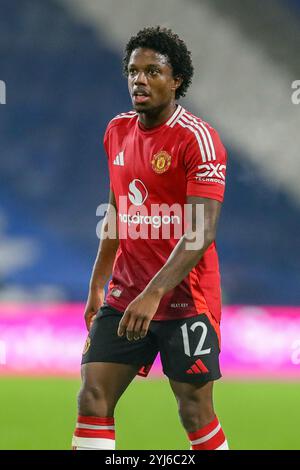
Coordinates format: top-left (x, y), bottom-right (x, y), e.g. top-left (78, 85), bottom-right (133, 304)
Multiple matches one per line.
top-left (82, 304), bottom-right (158, 373)
top-left (158, 313), bottom-right (221, 384)
top-left (81, 362), bottom-right (140, 407)
top-left (169, 377), bottom-right (214, 404)
top-left (168, 379), bottom-right (215, 432)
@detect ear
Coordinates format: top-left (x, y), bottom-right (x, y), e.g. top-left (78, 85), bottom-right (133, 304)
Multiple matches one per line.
top-left (172, 75), bottom-right (183, 92)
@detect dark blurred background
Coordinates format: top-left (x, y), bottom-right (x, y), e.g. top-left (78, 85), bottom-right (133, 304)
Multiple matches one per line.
top-left (0, 0), bottom-right (300, 451)
top-left (0, 0), bottom-right (299, 305)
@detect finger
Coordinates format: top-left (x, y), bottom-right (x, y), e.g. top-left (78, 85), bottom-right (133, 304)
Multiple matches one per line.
top-left (140, 318), bottom-right (151, 339)
top-left (125, 317), bottom-right (137, 341)
top-left (133, 318), bottom-right (144, 340)
top-left (117, 312), bottom-right (130, 337)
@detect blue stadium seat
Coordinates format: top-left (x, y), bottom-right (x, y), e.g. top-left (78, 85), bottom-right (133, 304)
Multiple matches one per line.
top-left (0, 0), bottom-right (299, 304)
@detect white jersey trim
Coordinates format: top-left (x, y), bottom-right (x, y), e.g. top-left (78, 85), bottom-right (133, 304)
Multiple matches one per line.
top-left (166, 105), bottom-right (182, 127)
top-left (170, 106), bottom-right (186, 128)
top-left (181, 113), bottom-right (216, 162)
top-left (111, 111), bottom-right (137, 122)
top-left (184, 113), bottom-right (216, 161)
top-left (177, 118), bottom-right (207, 163)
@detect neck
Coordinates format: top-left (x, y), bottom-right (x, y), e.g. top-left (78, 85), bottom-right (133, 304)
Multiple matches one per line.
top-left (138, 101), bottom-right (177, 129)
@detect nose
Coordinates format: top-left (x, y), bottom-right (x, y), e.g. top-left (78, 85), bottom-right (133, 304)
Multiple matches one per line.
top-left (134, 71), bottom-right (148, 85)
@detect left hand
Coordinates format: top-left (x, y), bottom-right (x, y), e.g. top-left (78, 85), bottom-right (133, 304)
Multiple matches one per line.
top-left (117, 290), bottom-right (162, 341)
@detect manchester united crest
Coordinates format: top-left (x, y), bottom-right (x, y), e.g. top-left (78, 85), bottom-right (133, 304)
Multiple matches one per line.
top-left (151, 151), bottom-right (172, 174)
top-left (82, 336), bottom-right (91, 355)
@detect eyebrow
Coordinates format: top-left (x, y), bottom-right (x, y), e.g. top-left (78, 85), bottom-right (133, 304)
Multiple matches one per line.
top-left (128, 63), bottom-right (162, 69)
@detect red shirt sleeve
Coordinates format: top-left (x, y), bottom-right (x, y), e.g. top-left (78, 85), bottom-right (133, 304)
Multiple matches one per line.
top-left (184, 123), bottom-right (227, 202)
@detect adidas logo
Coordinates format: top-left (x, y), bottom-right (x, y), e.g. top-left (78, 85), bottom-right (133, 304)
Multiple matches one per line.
top-left (113, 151), bottom-right (124, 166)
top-left (186, 359), bottom-right (209, 375)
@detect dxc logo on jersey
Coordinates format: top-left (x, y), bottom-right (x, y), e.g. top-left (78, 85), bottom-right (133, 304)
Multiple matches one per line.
top-left (196, 163), bottom-right (226, 183)
top-left (128, 179), bottom-right (148, 206)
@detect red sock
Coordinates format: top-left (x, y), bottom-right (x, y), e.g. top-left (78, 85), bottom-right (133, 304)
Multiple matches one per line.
top-left (72, 415), bottom-right (115, 450)
top-left (188, 416), bottom-right (228, 450)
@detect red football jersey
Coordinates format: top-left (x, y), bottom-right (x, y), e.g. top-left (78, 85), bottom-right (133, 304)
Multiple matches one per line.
top-left (103, 105), bottom-right (227, 336)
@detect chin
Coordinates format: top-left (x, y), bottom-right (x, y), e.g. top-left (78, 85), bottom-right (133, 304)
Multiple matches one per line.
top-left (133, 106), bottom-right (148, 114)
top-left (134, 102), bottom-right (155, 114)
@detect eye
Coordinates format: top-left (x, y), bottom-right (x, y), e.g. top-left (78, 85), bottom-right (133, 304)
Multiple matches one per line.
top-left (128, 69), bottom-right (137, 77)
top-left (148, 69), bottom-right (159, 76)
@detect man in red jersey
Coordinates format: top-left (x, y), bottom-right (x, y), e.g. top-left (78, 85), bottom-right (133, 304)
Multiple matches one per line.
top-left (72, 26), bottom-right (229, 451)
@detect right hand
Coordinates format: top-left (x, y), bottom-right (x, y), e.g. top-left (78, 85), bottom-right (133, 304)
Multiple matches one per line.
top-left (84, 287), bottom-right (105, 331)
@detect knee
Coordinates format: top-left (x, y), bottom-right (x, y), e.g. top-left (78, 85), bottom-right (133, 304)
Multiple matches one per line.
top-left (78, 384), bottom-right (103, 403)
top-left (77, 384), bottom-right (114, 417)
top-left (177, 396), bottom-right (215, 433)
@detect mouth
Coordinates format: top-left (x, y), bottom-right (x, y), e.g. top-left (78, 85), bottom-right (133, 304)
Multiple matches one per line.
top-left (132, 90), bottom-right (150, 104)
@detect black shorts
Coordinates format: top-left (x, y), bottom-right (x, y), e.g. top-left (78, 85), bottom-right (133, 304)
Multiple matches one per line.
top-left (81, 304), bottom-right (221, 383)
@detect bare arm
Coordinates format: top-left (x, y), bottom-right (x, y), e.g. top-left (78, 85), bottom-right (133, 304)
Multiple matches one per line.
top-left (84, 189), bottom-right (119, 330)
top-left (118, 197), bottom-right (222, 340)
top-left (146, 197), bottom-right (221, 296)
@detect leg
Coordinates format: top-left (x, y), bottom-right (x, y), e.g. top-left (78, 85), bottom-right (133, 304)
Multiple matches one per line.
top-left (78, 361), bottom-right (140, 417)
top-left (73, 361), bottom-right (140, 450)
top-left (73, 306), bottom-right (158, 449)
top-left (158, 312), bottom-right (227, 449)
top-left (169, 378), bottom-right (228, 450)
top-left (169, 378), bottom-right (215, 432)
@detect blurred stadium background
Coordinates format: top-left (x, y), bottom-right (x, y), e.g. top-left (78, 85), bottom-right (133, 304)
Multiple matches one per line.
top-left (0, 0), bottom-right (300, 450)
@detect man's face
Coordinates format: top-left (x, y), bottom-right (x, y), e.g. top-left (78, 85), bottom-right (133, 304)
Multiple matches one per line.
top-left (128, 48), bottom-right (180, 113)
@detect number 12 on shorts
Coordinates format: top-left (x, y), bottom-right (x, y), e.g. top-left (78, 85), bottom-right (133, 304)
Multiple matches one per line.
top-left (180, 322), bottom-right (211, 357)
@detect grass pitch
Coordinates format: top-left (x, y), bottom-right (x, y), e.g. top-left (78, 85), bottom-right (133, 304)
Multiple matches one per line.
top-left (0, 377), bottom-right (299, 450)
